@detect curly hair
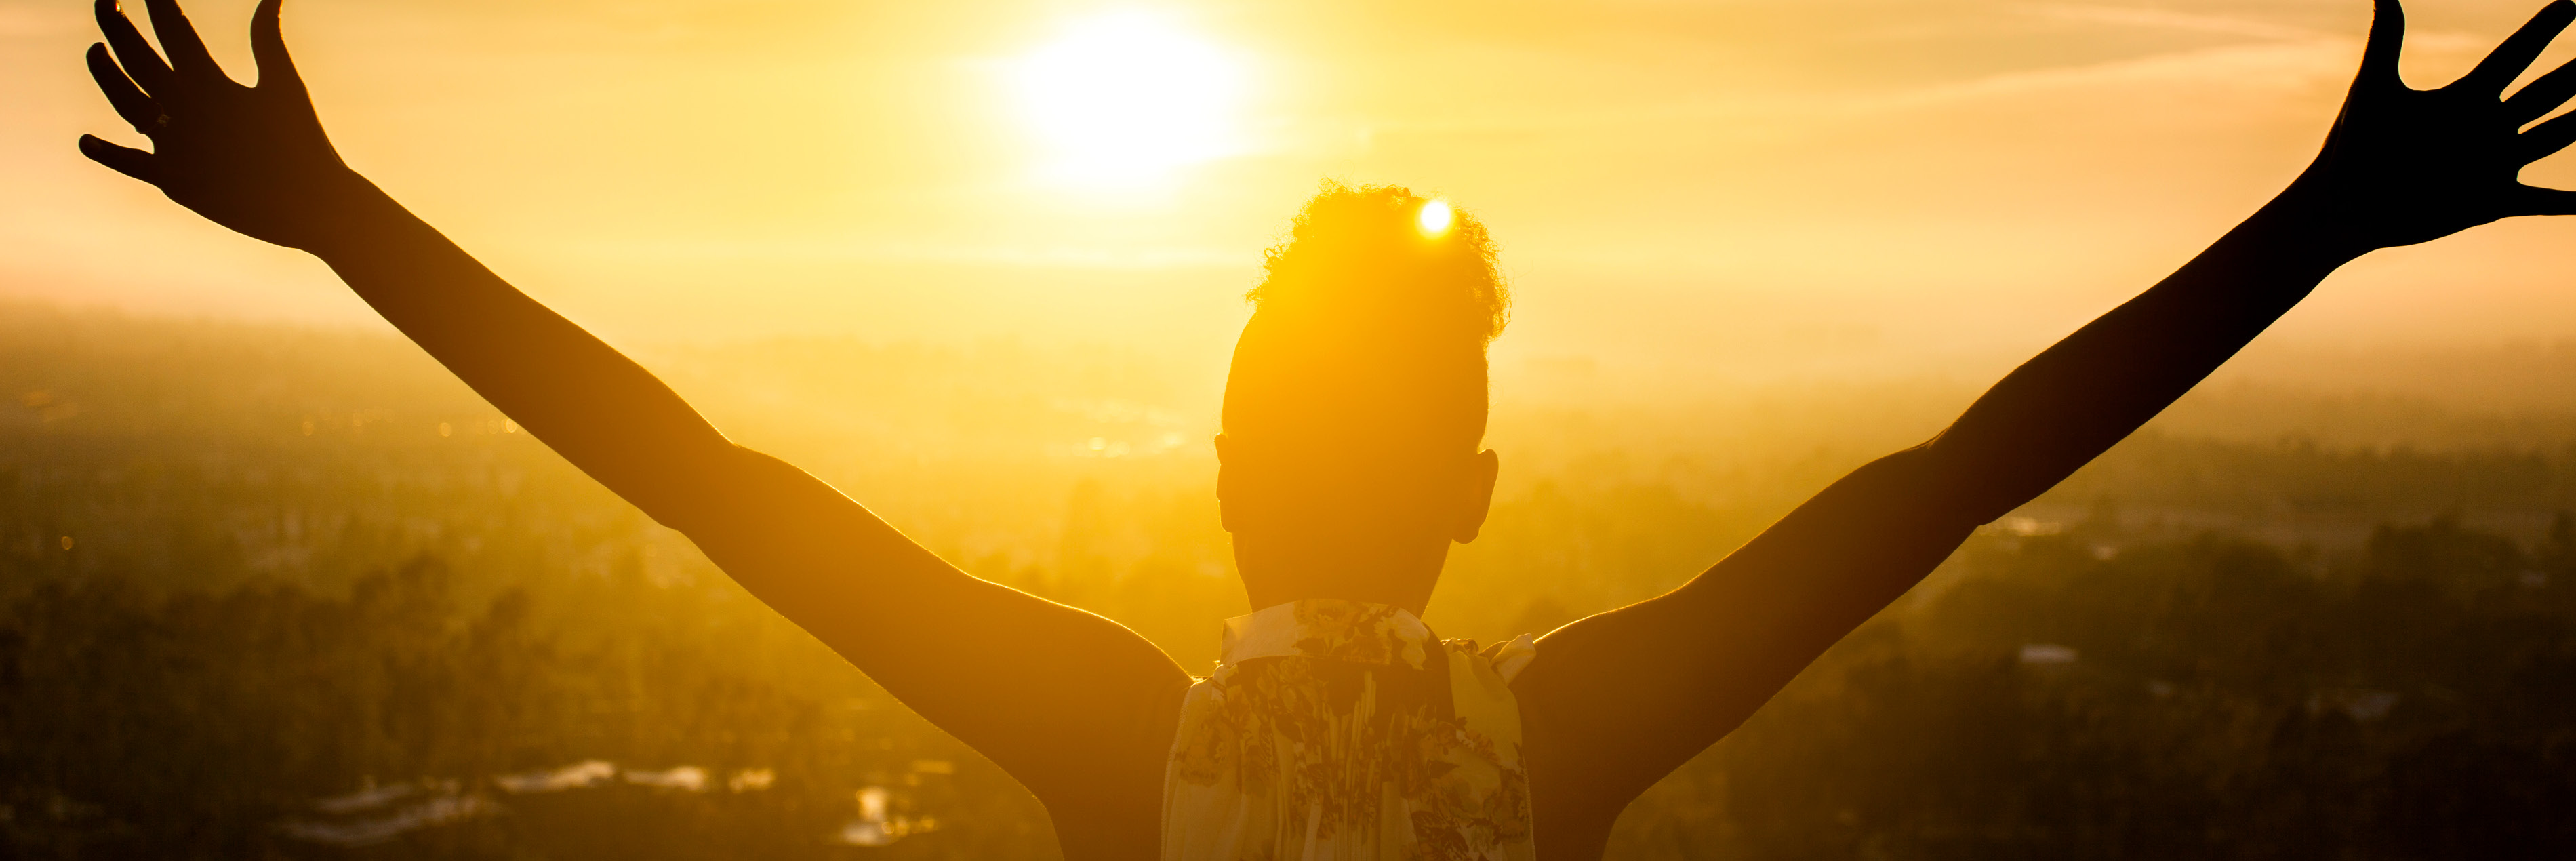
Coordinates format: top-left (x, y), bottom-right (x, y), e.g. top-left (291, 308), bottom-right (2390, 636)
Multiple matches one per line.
top-left (1222, 182), bottom-right (1508, 457)
top-left (1247, 181), bottom-right (1508, 344)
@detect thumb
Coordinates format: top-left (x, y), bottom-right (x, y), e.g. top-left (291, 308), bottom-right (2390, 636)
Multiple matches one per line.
top-left (79, 134), bottom-right (163, 186)
top-left (2357, 0), bottom-right (2409, 90)
top-left (251, 0), bottom-right (306, 96)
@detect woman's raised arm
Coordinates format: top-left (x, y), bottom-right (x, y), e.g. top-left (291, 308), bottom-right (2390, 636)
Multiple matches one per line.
top-left (78, 1), bottom-right (1193, 836)
top-left (1513, 1), bottom-right (2576, 848)
top-left (81, 0), bottom-right (734, 521)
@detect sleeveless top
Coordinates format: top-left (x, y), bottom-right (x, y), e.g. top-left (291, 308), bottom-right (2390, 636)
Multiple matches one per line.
top-left (1162, 599), bottom-right (1539, 861)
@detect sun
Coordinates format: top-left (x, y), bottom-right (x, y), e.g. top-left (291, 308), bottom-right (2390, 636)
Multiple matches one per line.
top-left (1009, 12), bottom-right (1245, 188)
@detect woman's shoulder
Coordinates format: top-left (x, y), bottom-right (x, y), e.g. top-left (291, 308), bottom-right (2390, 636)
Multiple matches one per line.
top-left (1442, 633), bottom-right (1539, 683)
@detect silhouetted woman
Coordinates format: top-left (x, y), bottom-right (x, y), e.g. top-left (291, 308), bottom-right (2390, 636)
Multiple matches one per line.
top-left (74, 0), bottom-right (2576, 857)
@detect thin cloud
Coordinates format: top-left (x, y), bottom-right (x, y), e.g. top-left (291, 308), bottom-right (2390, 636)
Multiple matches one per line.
top-left (0, 5), bottom-right (82, 39)
top-left (2026, 4), bottom-right (2327, 42)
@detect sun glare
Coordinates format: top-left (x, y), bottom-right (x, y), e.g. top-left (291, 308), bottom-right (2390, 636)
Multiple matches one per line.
top-left (1009, 12), bottom-right (1245, 189)
top-left (1417, 199), bottom-right (1453, 236)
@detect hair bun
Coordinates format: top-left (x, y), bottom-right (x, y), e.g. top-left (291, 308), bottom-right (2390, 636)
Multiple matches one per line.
top-left (1248, 181), bottom-right (1508, 344)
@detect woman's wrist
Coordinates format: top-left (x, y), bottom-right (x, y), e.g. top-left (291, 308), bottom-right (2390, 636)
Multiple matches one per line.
top-left (294, 171), bottom-right (414, 259)
top-left (2226, 178), bottom-right (2384, 274)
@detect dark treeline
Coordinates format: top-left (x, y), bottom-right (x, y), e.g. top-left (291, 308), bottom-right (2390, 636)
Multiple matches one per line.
top-left (1, 555), bottom-right (1052, 860)
top-left (8, 306), bottom-right (2576, 858)
top-left (9, 518), bottom-right (2573, 858)
top-left (1625, 517), bottom-right (2576, 860)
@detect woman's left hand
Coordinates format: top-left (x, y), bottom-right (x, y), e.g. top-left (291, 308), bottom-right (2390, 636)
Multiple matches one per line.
top-left (79, 0), bottom-right (368, 253)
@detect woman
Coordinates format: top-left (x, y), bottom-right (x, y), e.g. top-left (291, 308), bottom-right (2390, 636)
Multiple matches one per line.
top-left (73, 1), bottom-right (2576, 858)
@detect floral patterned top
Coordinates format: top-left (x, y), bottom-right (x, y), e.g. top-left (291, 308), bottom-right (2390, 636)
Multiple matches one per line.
top-left (1163, 599), bottom-right (1539, 861)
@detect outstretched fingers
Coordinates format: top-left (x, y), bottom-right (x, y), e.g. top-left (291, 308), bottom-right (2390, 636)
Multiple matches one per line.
top-left (94, 0), bottom-right (172, 97)
top-left (78, 134), bottom-right (161, 186)
top-left (249, 0), bottom-right (302, 94)
top-left (140, 0), bottom-right (224, 80)
top-left (2457, 0), bottom-right (2576, 96)
top-left (86, 43), bottom-right (161, 134)
top-left (2506, 58), bottom-right (2576, 122)
top-left (2511, 184), bottom-right (2576, 214)
top-left (2522, 108), bottom-right (2576, 161)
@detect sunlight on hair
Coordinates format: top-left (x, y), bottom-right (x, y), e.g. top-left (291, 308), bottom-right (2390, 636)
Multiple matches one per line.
top-left (1416, 199), bottom-right (1453, 236)
top-left (1009, 12), bottom-right (1245, 190)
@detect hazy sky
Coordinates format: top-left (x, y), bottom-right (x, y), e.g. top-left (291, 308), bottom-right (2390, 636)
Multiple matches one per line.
top-left (9, 0), bottom-right (2576, 380)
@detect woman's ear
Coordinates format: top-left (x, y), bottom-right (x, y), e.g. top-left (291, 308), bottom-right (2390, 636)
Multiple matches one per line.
top-left (1449, 449), bottom-right (1501, 543)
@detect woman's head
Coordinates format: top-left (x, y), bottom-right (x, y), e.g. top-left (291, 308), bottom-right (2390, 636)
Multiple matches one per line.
top-left (1217, 182), bottom-right (1507, 605)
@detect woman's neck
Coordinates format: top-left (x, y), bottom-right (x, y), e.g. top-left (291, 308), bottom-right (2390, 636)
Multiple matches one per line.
top-left (1231, 531), bottom-right (1447, 615)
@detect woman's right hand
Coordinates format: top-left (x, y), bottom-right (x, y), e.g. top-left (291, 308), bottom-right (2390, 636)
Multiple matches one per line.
top-left (80, 0), bottom-right (370, 252)
top-left (2283, 0), bottom-right (2576, 252)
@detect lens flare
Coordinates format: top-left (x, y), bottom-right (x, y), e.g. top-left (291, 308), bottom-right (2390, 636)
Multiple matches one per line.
top-left (1416, 199), bottom-right (1453, 235)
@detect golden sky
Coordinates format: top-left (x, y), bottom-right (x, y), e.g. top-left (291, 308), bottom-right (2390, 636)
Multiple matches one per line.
top-left (8, 0), bottom-right (2576, 382)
